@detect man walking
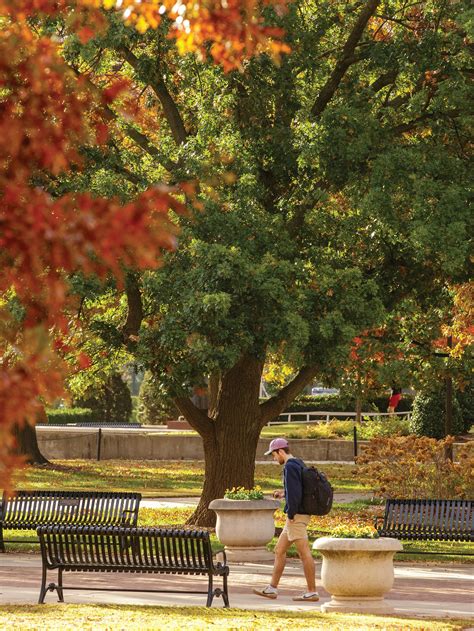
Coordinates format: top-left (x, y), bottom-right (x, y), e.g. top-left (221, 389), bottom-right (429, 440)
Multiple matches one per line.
top-left (253, 437), bottom-right (319, 602)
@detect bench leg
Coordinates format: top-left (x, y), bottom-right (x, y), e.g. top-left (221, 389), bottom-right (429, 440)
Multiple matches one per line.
top-left (206, 575), bottom-right (214, 607)
top-left (57, 568), bottom-right (64, 602)
top-left (38, 566), bottom-right (64, 604)
top-left (222, 573), bottom-right (229, 608)
top-left (0, 526), bottom-right (4, 553)
top-left (38, 565), bottom-right (48, 604)
top-left (207, 574), bottom-right (230, 608)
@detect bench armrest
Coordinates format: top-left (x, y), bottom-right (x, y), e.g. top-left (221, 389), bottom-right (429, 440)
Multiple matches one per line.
top-left (214, 549), bottom-right (227, 570)
top-left (373, 516), bottom-right (382, 529)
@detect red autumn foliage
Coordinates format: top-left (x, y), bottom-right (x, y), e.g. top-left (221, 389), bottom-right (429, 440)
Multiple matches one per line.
top-left (0, 0), bottom-right (285, 489)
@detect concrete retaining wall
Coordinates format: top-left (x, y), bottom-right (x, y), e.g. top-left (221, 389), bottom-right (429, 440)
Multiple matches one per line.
top-left (36, 427), bottom-right (467, 462)
top-left (36, 427), bottom-right (363, 462)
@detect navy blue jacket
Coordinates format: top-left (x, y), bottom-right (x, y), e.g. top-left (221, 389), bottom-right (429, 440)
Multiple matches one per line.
top-left (283, 457), bottom-right (305, 519)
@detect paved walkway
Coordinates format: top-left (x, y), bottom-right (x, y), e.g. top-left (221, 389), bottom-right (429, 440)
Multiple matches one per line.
top-left (140, 491), bottom-right (371, 508)
top-left (1, 553), bottom-right (472, 619)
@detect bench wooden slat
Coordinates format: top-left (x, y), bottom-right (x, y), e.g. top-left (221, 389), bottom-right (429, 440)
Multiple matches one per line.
top-left (435, 500), bottom-right (444, 534)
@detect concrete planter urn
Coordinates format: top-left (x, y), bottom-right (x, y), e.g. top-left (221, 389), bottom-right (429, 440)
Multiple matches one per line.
top-left (313, 537), bottom-right (403, 614)
top-left (209, 498), bottom-right (280, 562)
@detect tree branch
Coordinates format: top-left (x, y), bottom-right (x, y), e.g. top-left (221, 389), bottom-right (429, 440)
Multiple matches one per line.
top-left (121, 122), bottom-right (178, 173)
top-left (311, 0), bottom-right (381, 118)
top-left (119, 46), bottom-right (188, 146)
top-left (208, 372), bottom-right (220, 418)
top-left (108, 161), bottom-right (143, 187)
top-left (390, 109), bottom-right (459, 136)
top-left (121, 271), bottom-right (144, 347)
top-left (370, 69), bottom-right (398, 93)
top-left (174, 396), bottom-right (215, 435)
top-left (69, 64), bottom-right (178, 173)
top-left (259, 365), bottom-right (319, 426)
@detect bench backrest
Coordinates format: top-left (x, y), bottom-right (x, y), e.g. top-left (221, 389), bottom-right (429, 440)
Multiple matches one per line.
top-left (37, 525), bottom-right (214, 574)
top-left (1, 491), bottom-right (141, 528)
top-left (382, 499), bottom-right (473, 537)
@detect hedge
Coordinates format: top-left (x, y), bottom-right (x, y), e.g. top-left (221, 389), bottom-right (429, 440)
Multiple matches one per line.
top-left (45, 408), bottom-right (97, 425)
top-left (410, 389), bottom-right (465, 438)
top-left (281, 394), bottom-right (415, 414)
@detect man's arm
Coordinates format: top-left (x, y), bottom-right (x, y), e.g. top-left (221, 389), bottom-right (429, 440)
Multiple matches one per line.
top-left (284, 462), bottom-right (303, 520)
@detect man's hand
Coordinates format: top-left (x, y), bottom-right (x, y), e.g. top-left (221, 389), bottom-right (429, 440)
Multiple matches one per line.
top-left (273, 489), bottom-right (284, 499)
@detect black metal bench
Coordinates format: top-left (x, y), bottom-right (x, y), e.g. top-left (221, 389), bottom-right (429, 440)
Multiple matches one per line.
top-left (0, 490), bottom-right (141, 552)
top-left (375, 499), bottom-right (473, 555)
top-left (37, 525), bottom-right (229, 607)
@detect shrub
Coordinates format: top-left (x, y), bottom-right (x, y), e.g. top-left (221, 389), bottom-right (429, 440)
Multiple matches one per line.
top-left (74, 373), bottom-right (132, 423)
top-left (304, 420), bottom-right (353, 439)
top-left (137, 371), bottom-right (178, 425)
top-left (410, 388), bottom-right (464, 438)
top-left (280, 418), bottom-right (410, 441)
top-left (45, 407), bottom-right (96, 425)
top-left (357, 417), bottom-right (411, 440)
top-left (356, 436), bottom-right (474, 499)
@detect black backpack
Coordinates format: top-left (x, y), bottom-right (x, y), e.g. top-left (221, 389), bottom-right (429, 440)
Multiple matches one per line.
top-left (297, 460), bottom-right (334, 516)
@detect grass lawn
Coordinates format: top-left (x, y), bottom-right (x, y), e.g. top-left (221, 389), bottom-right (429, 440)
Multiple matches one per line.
top-left (4, 502), bottom-right (472, 562)
top-left (0, 604), bottom-right (470, 630)
top-left (10, 459), bottom-right (370, 495)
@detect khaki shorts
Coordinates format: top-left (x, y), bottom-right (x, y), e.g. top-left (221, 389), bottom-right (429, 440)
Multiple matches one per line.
top-left (281, 514), bottom-right (310, 542)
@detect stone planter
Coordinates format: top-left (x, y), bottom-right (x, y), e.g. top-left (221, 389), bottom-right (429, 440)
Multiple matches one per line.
top-left (313, 537), bottom-right (403, 614)
top-left (209, 498), bottom-right (280, 562)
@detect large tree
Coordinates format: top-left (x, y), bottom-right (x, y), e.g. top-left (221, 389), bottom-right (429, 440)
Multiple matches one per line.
top-left (59, 0), bottom-right (472, 524)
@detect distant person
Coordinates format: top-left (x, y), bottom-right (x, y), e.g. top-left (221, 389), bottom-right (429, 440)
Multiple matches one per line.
top-left (387, 386), bottom-right (402, 414)
top-left (253, 438), bottom-right (319, 602)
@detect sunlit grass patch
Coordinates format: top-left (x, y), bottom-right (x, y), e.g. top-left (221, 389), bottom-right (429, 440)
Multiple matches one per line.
top-left (10, 460), bottom-right (371, 495)
top-left (0, 604), bottom-right (470, 630)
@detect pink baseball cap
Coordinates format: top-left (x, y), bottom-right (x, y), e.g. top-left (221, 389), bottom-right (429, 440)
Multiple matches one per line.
top-left (264, 437), bottom-right (289, 456)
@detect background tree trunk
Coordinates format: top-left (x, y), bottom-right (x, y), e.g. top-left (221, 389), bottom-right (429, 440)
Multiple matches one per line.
top-left (11, 421), bottom-right (49, 465)
top-left (444, 335), bottom-right (454, 461)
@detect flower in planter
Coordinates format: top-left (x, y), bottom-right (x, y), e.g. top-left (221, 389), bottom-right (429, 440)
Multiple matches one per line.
top-left (223, 486), bottom-right (264, 500)
top-left (330, 524), bottom-right (379, 539)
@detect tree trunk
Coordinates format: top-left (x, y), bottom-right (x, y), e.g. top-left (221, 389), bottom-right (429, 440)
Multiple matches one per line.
top-left (11, 421), bottom-right (49, 465)
top-left (174, 356), bottom-right (319, 527)
top-left (190, 421), bottom-right (261, 526)
top-left (182, 355), bottom-right (263, 527)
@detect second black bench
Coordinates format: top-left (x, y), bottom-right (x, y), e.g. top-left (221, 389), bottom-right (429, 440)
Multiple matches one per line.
top-left (375, 499), bottom-right (473, 555)
top-left (0, 490), bottom-right (141, 552)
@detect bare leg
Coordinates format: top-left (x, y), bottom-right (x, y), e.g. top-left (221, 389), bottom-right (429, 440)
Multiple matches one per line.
top-left (270, 531), bottom-right (292, 588)
top-left (295, 538), bottom-right (316, 592)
